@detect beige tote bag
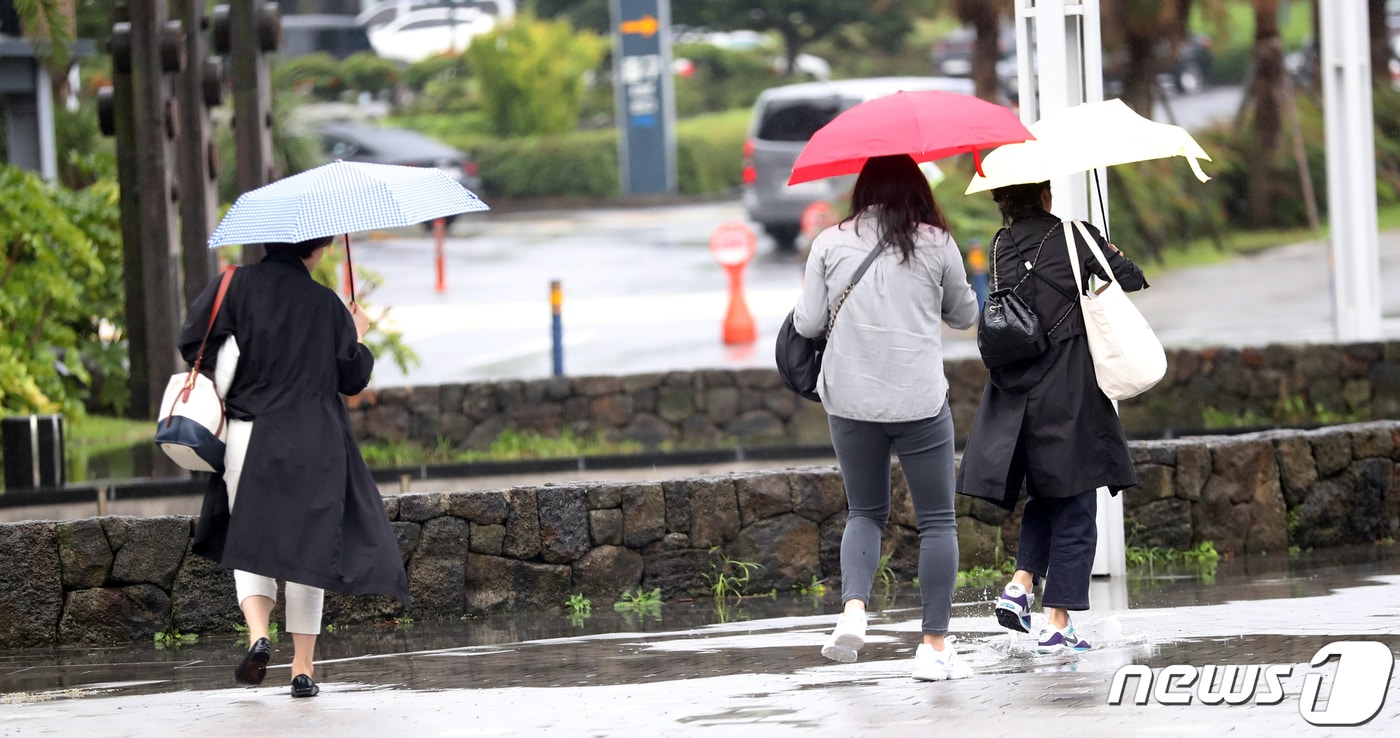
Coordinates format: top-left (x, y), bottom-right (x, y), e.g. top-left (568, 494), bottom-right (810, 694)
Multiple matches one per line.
top-left (1065, 220), bottom-right (1166, 400)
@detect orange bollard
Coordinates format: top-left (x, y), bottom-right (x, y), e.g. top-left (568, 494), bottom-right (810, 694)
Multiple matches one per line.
top-left (710, 221), bottom-right (758, 345)
top-left (433, 218), bottom-right (447, 293)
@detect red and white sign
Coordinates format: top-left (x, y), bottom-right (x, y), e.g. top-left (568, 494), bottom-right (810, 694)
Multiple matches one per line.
top-left (710, 221), bottom-right (757, 267)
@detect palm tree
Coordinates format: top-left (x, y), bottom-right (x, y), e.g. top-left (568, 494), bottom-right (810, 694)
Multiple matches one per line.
top-left (6, 0), bottom-right (75, 105)
top-left (8, 0), bottom-right (73, 59)
top-left (1246, 0), bottom-right (1286, 226)
top-left (951, 0), bottom-right (1003, 103)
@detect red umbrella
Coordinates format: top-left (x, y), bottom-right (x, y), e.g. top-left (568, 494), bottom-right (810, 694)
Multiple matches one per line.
top-left (787, 90), bottom-right (1033, 186)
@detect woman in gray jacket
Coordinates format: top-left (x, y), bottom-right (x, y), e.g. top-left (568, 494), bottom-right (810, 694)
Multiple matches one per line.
top-left (793, 154), bottom-right (979, 681)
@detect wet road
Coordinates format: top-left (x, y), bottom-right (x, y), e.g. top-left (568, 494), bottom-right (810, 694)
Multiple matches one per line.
top-left (355, 203), bottom-right (1400, 388)
top-left (2, 545), bottom-right (1398, 736)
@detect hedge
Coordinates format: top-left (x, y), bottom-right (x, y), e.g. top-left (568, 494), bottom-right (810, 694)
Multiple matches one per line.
top-left (395, 109), bottom-right (749, 200)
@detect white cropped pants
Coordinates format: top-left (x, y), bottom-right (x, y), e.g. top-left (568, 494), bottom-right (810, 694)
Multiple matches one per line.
top-left (223, 418), bottom-right (325, 635)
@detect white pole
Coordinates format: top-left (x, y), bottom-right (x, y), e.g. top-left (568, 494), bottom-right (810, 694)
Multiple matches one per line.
top-left (36, 65), bottom-right (57, 183)
top-left (1320, 0), bottom-right (1382, 342)
top-left (1020, 0), bottom-right (1126, 578)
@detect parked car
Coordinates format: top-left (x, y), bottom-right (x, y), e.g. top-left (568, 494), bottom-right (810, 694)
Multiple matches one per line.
top-left (318, 121), bottom-right (483, 224)
top-left (742, 76), bottom-right (977, 250)
top-left (673, 26), bottom-right (832, 80)
top-left (999, 31), bottom-right (1214, 102)
top-left (360, 1), bottom-right (516, 63)
top-left (929, 25), bottom-right (1016, 78)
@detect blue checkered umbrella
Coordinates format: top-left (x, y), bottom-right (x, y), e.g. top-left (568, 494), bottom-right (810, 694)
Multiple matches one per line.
top-left (207, 160), bottom-right (489, 248)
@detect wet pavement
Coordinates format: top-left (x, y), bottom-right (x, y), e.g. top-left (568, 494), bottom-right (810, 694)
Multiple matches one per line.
top-left (2, 545), bottom-right (1398, 736)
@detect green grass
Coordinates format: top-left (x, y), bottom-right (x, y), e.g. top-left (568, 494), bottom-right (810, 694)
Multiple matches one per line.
top-left (66, 415), bottom-right (152, 447)
top-left (358, 429), bottom-right (642, 468)
top-left (1191, 0), bottom-right (1314, 50)
top-left (1150, 202), bottom-right (1400, 273)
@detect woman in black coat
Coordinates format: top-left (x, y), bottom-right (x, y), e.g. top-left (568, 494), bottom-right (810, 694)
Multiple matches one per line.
top-left (957, 181), bottom-right (1148, 654)
top-left (179, 237), bottom-right (410, 698)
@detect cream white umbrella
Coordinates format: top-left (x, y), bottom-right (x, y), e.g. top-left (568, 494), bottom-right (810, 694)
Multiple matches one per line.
top-left (964, 98), bottom-right (1212, 195)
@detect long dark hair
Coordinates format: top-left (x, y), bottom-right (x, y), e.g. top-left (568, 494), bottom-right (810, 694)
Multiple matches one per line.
top-left (843, 154), bottom-right (948, 264)
top-left (991, 181), bottom-right (1050, 225)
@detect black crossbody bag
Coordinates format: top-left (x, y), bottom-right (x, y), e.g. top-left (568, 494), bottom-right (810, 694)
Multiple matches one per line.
top-left (976, 224), bottom-right (1078, 369)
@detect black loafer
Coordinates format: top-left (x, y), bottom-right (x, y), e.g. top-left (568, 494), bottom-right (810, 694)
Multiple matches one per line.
top-left (291, 674), bottom-right (320, 698)
top-left (234, 637), bottom-right (271, 685)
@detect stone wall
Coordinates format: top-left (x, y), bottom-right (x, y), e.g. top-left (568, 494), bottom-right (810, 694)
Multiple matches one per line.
top-left (347, 341), bottom-right (1400, 450)
top-left (2, 422), bottom-right (1397, 647)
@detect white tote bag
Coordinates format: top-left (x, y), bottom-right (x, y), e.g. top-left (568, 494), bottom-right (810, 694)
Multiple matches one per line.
top-left (155, 268), bottom-right (235, 473)
top-left (1065, 220), bottom-right (1166, 400)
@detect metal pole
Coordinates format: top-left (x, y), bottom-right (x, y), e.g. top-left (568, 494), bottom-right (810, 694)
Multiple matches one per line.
top-left (1320, 0), bottom-right (1382, 341)
top-left (550, 280), bottom-right (564, 376)
top-left (35, 65), bottom-right (56, 181)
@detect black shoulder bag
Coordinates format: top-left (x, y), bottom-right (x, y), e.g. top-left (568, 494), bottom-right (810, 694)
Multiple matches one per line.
top-left (976, 225), bottom-right (1078, 370)
top-left (776, 243), bottom-right (884, 402)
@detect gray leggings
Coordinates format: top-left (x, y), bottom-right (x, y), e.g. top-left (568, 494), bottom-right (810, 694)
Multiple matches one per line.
top-left (829, 404), bottom-right (959, 635)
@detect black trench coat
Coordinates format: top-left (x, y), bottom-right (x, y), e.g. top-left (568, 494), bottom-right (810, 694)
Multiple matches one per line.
top-left (957, 209), bottom-right (1149, 510)
top-left (179, 250), bottom-right (410, 605)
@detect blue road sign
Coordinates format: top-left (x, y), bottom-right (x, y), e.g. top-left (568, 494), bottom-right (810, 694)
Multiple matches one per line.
top-left (610, 0), bottom-right (676, 195)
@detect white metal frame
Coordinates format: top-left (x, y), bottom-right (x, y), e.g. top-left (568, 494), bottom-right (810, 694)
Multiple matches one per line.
top-left (1320, 0), bottom-right (1382, 341)
top-left (1012, 0), bottom-right (1125, 577)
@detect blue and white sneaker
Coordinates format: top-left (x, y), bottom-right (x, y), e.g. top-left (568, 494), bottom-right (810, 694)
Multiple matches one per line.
top-left (1036, 623), bottom-right (1092, 654)
top-left (995, 583), bottom-right (1034, 633)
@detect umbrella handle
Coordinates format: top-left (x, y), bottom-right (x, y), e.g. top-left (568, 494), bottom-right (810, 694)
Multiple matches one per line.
top-left (343, 232), bottom-right (356, 304)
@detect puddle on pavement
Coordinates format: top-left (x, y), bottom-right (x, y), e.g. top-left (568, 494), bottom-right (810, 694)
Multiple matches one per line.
top-left (2, 544), bottom-right (1397, 702)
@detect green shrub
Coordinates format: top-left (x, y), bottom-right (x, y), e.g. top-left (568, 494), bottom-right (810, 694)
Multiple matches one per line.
top-left (402, 52), bottom-right (476, 114)
top-left (414, 108), bottom-right (748, 200)
top-left (674, 110), bottom-right (748, 195)
top-left (473, 129), bottom-right (618, 198)
top-left (338, 51), bottom-right (401, 95)
top-left (672, 43), bottom-right (780, 117)
top-left (272, 53), bottom-right (344, 101)
top-left (467, 14), bottom-right (607, 136)
top-left (403, 51), bottom-right (468, 92)
top-left (0, 168), bottom-right (118, 415)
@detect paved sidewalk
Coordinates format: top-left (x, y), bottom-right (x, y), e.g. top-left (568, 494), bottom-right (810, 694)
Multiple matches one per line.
top-left (2, 548), bottom-right (1398, 737)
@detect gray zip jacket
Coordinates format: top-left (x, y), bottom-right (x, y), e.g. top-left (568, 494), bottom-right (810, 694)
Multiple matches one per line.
top-left (793, 212), bottom-right (979, 422)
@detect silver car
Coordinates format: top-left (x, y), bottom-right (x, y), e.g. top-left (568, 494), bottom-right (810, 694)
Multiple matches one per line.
top-left (742, 76), bottom-right (976, 250)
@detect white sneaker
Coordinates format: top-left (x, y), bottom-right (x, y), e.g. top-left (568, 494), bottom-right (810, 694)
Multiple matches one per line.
top-left (912, 639), bottom-right (973, 681)
top-left (820, 611), bottom-right (867, 663)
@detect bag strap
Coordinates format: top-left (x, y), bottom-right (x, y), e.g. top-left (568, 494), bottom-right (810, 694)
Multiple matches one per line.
top-left (995, 224), bottom-right (1076, 301)
top-left (1067, 219), bottom-right (1116, 287)
top-left (189, 267), bottom-right (236, 376)
top-left (826, 242), bottom-right (884, 336)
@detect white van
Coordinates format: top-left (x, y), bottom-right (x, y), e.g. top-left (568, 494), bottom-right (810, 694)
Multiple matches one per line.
top-left (742, 76), bottom-right (975, 249)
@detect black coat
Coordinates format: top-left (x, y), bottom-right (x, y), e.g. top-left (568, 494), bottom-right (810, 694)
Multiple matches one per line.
top-left (958, 209), bottom-right (1150, 510)
top-left (179, 250), bottom-right (409, 605)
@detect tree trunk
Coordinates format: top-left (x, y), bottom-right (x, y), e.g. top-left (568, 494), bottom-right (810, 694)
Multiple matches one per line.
top-left (1248, 0), bottom-right (1285, 227)
top-left (1120, 29), bottom-right (1159, 117)
top-left (1370, 0), bottom-right (1392, 89)
top-left (780, 26), bottom-right (802, 80)
top-left (966, 1), bottom-right (1001, 102)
